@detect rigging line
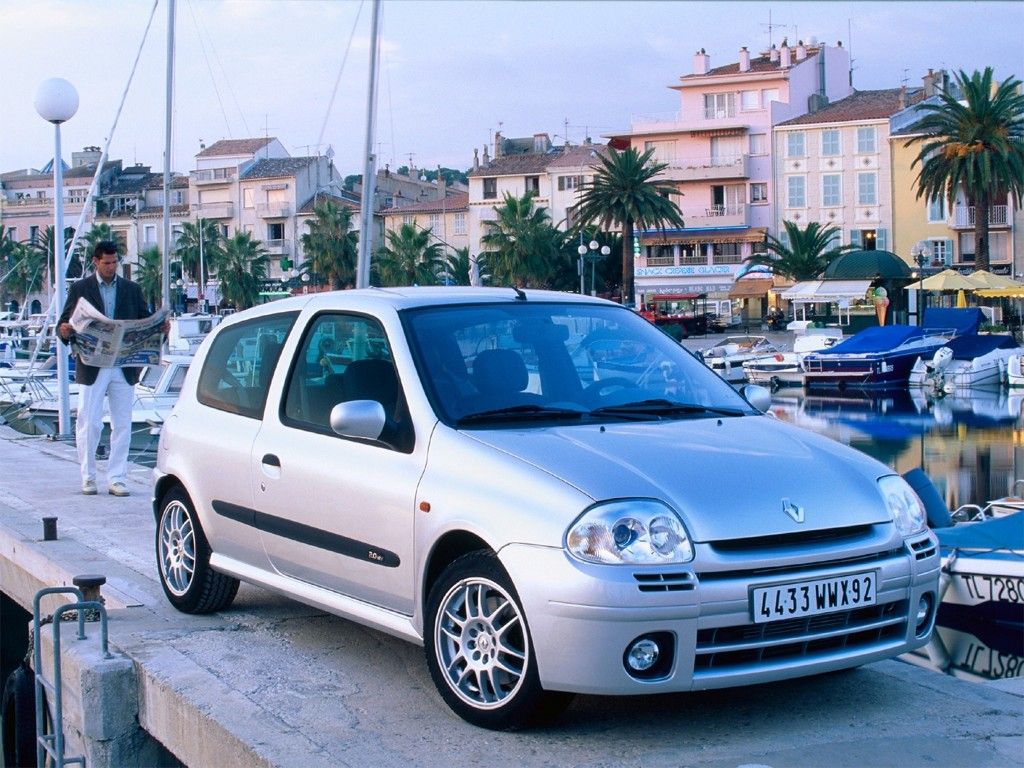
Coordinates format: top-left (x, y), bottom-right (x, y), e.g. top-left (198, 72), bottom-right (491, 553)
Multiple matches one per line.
top-left (317, 0), bottom-right (365, 149)
top-left (185, 0), bottom-right (233, 138)
top-left (64, 0), bottom-right (159, 264)
top-left (189, 0), bottom-right (250, 136)
top-left (383, 44), bottom-right (396, 169)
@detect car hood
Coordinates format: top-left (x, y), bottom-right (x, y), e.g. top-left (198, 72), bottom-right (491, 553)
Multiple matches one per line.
top-left (464, 416), bottom-right (892, 542)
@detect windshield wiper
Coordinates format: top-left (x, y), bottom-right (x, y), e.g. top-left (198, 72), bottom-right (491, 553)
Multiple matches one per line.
top-left (589, 399), bottom-right (746, 418)
top-left (456, 404), bottom-right (588, 425)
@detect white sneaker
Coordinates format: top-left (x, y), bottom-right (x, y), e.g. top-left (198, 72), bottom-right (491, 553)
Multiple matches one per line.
top-left (81, 479), bottom-right (98, 496)
top-left (108, 482), bottom-right (130, 497)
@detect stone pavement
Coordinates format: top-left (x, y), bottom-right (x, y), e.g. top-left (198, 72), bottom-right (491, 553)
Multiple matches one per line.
top-left (0, 425), bottom-right (1021, 767)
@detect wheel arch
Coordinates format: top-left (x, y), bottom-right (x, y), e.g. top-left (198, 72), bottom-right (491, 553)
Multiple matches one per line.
top-left (153, 473), bottom-right (183, 520)
top-left (421, 530), bottom-right (492, 609)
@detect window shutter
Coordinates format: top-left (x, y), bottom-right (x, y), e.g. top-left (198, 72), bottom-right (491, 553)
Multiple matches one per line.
top-left (850, 230), bottom-right (862, 248)
top-left (943, 238), bottom-right (954, 266)
top-left (876, 228), bottom-right (887, 251)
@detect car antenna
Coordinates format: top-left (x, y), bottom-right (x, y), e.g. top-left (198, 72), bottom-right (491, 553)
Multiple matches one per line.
top-left (512, 286), bottom-right (527, 301)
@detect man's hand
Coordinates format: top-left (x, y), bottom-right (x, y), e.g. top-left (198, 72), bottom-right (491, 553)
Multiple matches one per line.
top-left (58, 322), bottom-right (73, 341)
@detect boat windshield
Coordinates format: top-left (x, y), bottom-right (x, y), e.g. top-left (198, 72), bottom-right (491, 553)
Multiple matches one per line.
top-left (403, 301), bottom-right (754, 427)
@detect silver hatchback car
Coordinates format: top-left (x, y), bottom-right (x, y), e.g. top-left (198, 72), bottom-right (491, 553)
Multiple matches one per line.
top-left (154, 287), bottom-right (940, 729)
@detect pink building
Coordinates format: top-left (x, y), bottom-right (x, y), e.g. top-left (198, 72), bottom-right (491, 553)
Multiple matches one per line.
top-left (609, 39), bottom-right (851, 312)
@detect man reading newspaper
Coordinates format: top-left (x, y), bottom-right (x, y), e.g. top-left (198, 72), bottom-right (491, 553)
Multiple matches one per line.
top-left (57, 240), bottom-right (170, 497)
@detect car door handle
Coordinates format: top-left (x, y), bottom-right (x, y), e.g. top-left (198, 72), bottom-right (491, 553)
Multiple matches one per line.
top-left (262, 453), bottom-right (281, 467)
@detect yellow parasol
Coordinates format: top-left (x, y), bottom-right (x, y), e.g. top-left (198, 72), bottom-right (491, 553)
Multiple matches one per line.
top-left (966, 270), bottom-right (1022, 289)
top-left (956, 289), bottom-right (968, 308)
top-left (909, 269), bottom-right (984, 291)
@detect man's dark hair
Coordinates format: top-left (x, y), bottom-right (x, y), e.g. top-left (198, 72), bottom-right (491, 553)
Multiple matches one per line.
top-left (92, 240), bottom-right (119, 260)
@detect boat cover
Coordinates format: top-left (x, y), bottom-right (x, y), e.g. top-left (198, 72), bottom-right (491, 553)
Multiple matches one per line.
top-left (936, 510), bottom-right (1024, 554)
top-left (945, 333), bottom-right (1019, 360)
top-left (816, 325), bottom-right (925, 355)
top-left (922, 307), bottom-right (985, 336)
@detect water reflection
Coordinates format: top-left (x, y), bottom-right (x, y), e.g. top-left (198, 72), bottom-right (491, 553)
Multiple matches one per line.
top-left (769, 387), bottom-right (1024, 682)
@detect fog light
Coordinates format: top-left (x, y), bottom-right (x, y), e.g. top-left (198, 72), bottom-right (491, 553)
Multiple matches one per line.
top-left (626, 638), bottom-right (660, 671)
top-left (915, 593), bottom-right (935, 635)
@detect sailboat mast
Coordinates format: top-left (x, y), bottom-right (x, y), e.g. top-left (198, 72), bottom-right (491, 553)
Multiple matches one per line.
top-left (355, 0), bottom-right (382, 289)
top-left (161, 0), bottom-right (176, 309)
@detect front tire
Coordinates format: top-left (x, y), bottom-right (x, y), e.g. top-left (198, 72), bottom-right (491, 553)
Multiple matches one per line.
top-left (424, 551), bottom-right (572, 730)
top-left (156, 487), bottom-right (239, 613)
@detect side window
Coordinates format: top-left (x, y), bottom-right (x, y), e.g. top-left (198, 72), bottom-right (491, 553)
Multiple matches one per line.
top-left (196, 313), bottom-right (297, 419)
top-left (283, 313), bottom-right (412, 451)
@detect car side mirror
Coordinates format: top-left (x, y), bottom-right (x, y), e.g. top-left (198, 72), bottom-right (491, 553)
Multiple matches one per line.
top-left (739, 383), bottom-right (772, 413)
top-left (329, 400), bottom-right (386, 440)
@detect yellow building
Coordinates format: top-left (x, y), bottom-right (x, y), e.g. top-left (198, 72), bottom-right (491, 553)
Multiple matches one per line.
top-left (381, 192), bottom-right (469, 258)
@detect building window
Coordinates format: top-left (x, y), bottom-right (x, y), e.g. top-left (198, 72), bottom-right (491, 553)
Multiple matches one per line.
top-left (482, 178), bottom-right (497, 199)
top-left (927, 196), bottom-right (947, 222)
top-left (267, 222), bottom-right (284, 241)
top-left (453, 211), bottom-right (466, 235)
top-left (704, 92), bottom-right (736, 119)
top-left (525, 176), bottom-right (540, 194)
top-left (557, 175), bottom-right (583, 191)
top-left (428, 213), bottom-right (442, 232)
top-left (712, 242), bottom-right (742, 264)
top-left (740, 90), bottom-right (760, 110)
top-left (928, 238), bottom-right (952, 266)
top-left (856, 126), bottom-right (876, 153)
top-left (821, 129), bottom-right (840, 156)
top-left (750, 183), bottom-right (768, 203)
top-left (857, 172), bottom-right (877, 205)
top-left (749, 133), bottom-right (767, 155)
top-left (761, 88), bottom-right (780, 107)
top-left (643, 141), bottom-right (675, 163)
top-left (28, 225), bottom-right (39, 244)
top-left (787, 176), bottom-right (806, 207)
top-left (786, 132), bottom-right (805, 158)
top-left (822, 174), bottom-right (842, 207)
top-left (243, 189), bottom-right (256, 209)
top-left (144, 224), bottom-right (156, 244)
top-left (402, 214), bottom-right (414, 225)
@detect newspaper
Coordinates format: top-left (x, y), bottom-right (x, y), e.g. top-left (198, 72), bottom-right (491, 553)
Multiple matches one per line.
top-left (69, 298), bottom-right (170, 368)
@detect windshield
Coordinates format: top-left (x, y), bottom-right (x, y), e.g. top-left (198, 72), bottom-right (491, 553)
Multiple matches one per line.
top-left (403, 301), bottom-right (754, 427)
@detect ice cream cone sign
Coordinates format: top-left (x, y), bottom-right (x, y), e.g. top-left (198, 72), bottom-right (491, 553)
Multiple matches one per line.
top-left (872, 287), bottom-right (889, 325)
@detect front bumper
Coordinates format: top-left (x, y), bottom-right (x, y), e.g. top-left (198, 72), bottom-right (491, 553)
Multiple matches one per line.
top-left (500, 530), bottom-right (940, 695)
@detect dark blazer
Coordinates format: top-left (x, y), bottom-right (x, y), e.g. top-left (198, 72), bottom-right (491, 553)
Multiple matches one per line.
top-left (58, 274), bottom-right (153, 386)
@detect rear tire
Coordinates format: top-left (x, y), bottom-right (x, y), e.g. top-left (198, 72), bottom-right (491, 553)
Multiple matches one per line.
top-left (424, 551), bottom-right (572, 730)
top-left (156, 486), bottom-right (238, 613)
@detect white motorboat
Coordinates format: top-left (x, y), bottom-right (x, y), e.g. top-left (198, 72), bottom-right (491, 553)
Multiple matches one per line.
top-left (698, 335), bottom-right (785, 383)
top-left (743, 328), bottom-right (844, 389)
top-left (1007, 353), bottom-right (1024, 388)
top-left (168, 313), bottom-right (222, 355)
top-left (909, 334), bottom-right (1021, 392)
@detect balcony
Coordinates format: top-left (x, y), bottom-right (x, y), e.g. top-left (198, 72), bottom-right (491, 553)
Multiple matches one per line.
top-left (682, 203), bottom-right (748, 229)
top-left (661, 154), bottom-right (750, 182)
top-left (952, 204), bottom-right (1010, 229)
top-left (190, 167), bottom-right (237, 185)
top-left (192, 201), bottom-right (234, 219)
top-left (264, 239), bottom-right (291, 255)
top-left (257, 202), bottom-right (291, 219)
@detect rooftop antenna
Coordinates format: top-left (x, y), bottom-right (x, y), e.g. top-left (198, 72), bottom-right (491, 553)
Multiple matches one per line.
top-left (761, 9), bottom-right (788, 50)
top-left (848, 18), bottom-right (855, 87)
top-left (901, 68), bottom-right (910, 87)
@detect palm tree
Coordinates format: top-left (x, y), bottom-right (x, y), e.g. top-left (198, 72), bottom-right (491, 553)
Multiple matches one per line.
top-left (1, 240), bottom-right (47, 304)
top-left (134, 245), bottom-right (164, 309)
top-left (439, 247), bottom-right (481, 286)
top-left (574, 146), bottom-right (685, 305)
top-left (218, 232), bottom-right (269, 310)
top-left (480, 191), bottom-right (561, 287)
top-left (75, 223), bottom-right (125, 266)
top-left (907, 67), bottom-right (1024, 271)
top-left (174, 219), bottom-right (224, 286)
top-left (743, 221), bottom-right (851, 281)
top-left (373, 224), bottom-right (444, 286)
top-left (300, 197), bottom-right (358, 289)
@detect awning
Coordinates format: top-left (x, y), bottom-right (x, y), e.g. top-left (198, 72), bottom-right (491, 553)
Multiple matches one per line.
top-left (728, 278), bottom-right (773, 299)
top-left (639, 227), bottom-right (767, 246)
top-left (780, 279), bottom-right (873, 303)
top-left (976, 287), bottom-right (1024, 299)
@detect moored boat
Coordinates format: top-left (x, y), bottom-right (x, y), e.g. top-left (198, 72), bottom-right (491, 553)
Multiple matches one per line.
top-left (698, 335), bottom-right (785, 383)
top-left (909, 333), bottom-right (1021, 392)
top-left (743, 328), bottom-right (843, 389)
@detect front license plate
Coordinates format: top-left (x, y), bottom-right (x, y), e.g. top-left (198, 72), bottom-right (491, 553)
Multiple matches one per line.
top-left (752, 572), bottom-right (877, 624)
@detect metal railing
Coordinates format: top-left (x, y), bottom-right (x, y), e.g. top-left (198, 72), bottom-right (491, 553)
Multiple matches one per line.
top-left (953, 204), bottom-right (1009, 227)
top-left (190, 167), bottom-right (236, 183)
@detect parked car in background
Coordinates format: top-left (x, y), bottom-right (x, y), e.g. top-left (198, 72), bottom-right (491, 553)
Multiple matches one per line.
top-left (154, 287), bottom-right (940, 729)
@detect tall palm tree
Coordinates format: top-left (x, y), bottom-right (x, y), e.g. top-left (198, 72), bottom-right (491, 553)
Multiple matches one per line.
top-left (75, 223), bottom-right (125, 267)
top-left (2, 240), bottom-right (47, 302)
top-left (218, 232), bottom-right (268, 310)
top-left (373, 224), bottom-right (444, 286)
top-left (300, 197), bottom-right (358, 289)
top-left (174, 219), bottom-right (224, 286)
top-left (439, 247), bottom-right (483, 286)
top-left (574, 146), bottom-right (685, 305)
top-left (134, 245), bottom-right (164, 309)
top-left (480, 191), bottom-right (561, 287)
top-left (907, 67), bottom-right (1024, 271)
top-left (744, 221), bottom-right (851, 281)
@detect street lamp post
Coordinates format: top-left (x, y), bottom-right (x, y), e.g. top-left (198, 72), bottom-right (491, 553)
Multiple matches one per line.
top-left (35, 77), bottom-right (78, 439)
top-left (910, 241), bottom-right (932, 326)
top-left (577, 239), bottom-right (611, 297)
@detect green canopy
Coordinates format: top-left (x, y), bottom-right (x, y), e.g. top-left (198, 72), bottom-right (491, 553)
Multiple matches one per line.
top-left (822, 250), bottom-right (912, 280)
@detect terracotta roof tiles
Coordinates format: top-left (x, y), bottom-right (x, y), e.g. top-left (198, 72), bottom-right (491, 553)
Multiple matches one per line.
top-left (385, 192), bottom-right (469, 214)
top-left (777, 88), bottom-right (926, 126)
top-left (196, 138), bottom-right (275, 158)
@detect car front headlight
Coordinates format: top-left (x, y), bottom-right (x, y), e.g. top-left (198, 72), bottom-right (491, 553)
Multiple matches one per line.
top-left (566, 500), bottom-right (694, 565)
top-left (879, 475), bottom-right (926, 536)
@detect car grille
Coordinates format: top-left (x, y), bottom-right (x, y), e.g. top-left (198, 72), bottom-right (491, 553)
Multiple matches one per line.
top-left (708, 524), bottom-right (875, 554)
top-left (693, 599), bottom-right (908, 675)
top-left (633, 571), bottom-right (696, 593)
top-left (907, 533), bottom-right (937, 561)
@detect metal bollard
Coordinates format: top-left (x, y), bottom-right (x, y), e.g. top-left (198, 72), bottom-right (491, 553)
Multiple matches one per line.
top-left (42, 516), bottom-right (58, 541)
top-left (72, 574), bottom-right (106, 605)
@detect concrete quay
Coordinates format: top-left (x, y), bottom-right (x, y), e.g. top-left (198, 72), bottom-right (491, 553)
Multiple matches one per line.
top-left (0, 424), bottom-right (1021, 768)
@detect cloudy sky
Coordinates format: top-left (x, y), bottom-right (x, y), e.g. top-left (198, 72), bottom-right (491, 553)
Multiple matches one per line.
top-left (1, 0), bottom-right (1020, 177)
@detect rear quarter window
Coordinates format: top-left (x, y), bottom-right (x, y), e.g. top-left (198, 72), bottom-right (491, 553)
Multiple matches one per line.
top-left (196, 312), bottom-right (298, 418)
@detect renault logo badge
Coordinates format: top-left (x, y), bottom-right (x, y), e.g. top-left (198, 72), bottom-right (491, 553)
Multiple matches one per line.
top-left (782, 498), bottom-right (805, 523)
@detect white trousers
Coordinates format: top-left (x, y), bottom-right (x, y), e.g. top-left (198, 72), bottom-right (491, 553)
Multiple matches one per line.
top-left (76, 367), bottom-right (135, 485)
